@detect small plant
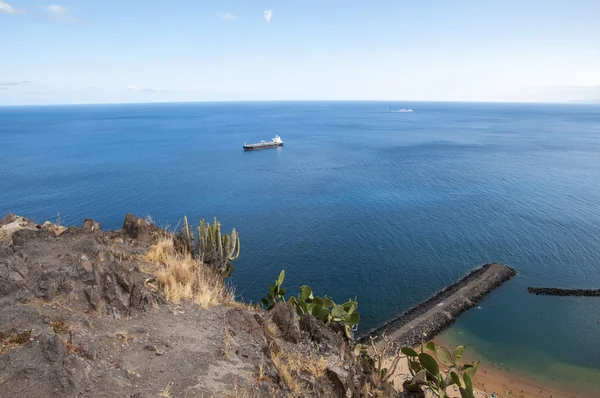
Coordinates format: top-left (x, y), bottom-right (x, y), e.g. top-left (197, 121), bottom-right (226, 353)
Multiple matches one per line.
top-left (261, 270), bottom-right (286, 310)
top-left (401, 341), bottom-right (479, 398)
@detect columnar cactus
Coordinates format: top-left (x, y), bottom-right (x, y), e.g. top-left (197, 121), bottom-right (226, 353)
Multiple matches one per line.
top-left (187, 217), bottom-right (240, 278)
top-left (182, 216), bottom-right (193, 252)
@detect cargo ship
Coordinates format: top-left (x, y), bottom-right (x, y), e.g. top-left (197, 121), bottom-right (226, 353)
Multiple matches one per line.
top-left (243, 135), bottom-right (284, 151)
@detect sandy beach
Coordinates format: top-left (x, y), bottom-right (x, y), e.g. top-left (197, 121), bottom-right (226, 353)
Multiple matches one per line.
top-left (384, 338), bottom-right (594, 398)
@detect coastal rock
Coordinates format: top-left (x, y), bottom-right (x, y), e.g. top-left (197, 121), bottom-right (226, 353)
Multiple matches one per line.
top-left (82, 218), bottom-right (102, 232)
top-left (0, 215), bottom-right (40, 243)
top-left (122, 213), bottom-right (163, 243)
top-left (41, 221), bottom-right (67, 236)
top-left (0, 213), bottom-right (18, 227)
top-left (269, 302), bottom-right (301, 344)
top-left (226, 308), bottom-right (264, 337)
top-left (326, 357), bottom-right (364, 398)
top-left (527, 287), bottom-right (600, 296)
top-left (299, 314), bottom-right (343, 355)
top-left (0, 212), bottom-right (365, 398)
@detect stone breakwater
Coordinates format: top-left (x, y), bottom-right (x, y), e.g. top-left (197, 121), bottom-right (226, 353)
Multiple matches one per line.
top-left (359, 263), bottom-right (516, 347)
top-left (528, 287), bottom-right (600, 297)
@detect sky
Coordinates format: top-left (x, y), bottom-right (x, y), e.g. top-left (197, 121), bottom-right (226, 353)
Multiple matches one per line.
top-left (1, 0), bottom-right (600, 105)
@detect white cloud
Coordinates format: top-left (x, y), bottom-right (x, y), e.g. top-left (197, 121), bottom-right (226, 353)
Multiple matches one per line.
top-left (127, 85), bottom-right (145, 92)
top-left (0, 0), bottom-right (17, 14)
top-left (127, 85), bottom-right (173, 93)
top-left (217, 12), bottom-right (236, 21)
top-left (44, 4), bottom-right (77, 22)
top-left (0, 80), bottom-right (32, 86)
top-left (263, 9), bottom-right (272, 22)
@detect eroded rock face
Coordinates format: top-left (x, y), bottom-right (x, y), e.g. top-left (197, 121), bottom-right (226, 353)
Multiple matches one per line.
top-left (1, 216), bottom-right (158, 316)
top-left (269, 302), bottom-right (301, 344)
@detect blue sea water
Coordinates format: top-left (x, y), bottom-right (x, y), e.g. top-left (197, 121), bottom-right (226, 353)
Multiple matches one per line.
top-left (1, 101), bottom-right (600, 390)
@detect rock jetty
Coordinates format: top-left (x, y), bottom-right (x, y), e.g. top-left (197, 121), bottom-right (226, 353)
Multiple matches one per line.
top-left (527, 287), bottom-right (600, 297)
top-left (359, 263), bottom-right (516, 347)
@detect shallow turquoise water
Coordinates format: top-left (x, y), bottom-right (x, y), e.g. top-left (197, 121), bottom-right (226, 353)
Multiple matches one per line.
top-left (1, 101), bottom-right (599, 388)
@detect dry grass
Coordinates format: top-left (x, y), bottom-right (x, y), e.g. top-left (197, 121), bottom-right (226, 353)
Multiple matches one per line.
top-left (115, 332), bottom-right (134, 345)
top-left (270, 349), bottom-right (328, 393)
top-left (146, 237), bottom-right (174, 264)
top-left (271, 350), bottom-right (299, 393)
top-left (222, 328), bottom-right (233, 358)
top-left (257, 356), bottom-right (268, 383)
top-left (62, 331), bottom-right (87, 358)
top-left (0, 330), bottom-right (31, 355)
top-left (265, 320), bottom-right (280, 340)
top-left (146, 237), bottom-right (234, 308)
top-left (159, 381), bottom-right (173, 397)
top-left (50, 320), bottom-right (70, 334)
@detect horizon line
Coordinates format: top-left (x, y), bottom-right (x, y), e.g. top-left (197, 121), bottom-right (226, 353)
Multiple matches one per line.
top-left (1, 99), bottom-right (597, 108)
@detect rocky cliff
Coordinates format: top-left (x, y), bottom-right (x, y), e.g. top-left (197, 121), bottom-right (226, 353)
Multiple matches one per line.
top-left (0, 213), bottom-right (364, 398)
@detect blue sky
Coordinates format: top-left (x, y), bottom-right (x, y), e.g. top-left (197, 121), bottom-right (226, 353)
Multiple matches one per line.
top-left (1, 0), bottom-right (600, 105)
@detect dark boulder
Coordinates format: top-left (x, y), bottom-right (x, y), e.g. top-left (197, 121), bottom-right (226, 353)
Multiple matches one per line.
top-left (227, 308), bottom-right (264, 337)
top-left (122, 213), bottom-right (163, 243)
top-left (269, 302), bottom-right (301, 344)
top-left (299, 314), bottom-right (343, 355)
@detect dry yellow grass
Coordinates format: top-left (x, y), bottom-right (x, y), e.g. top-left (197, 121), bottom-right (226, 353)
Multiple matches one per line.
top-left (265, 320), bottom-right (280, 340)
top-left (158, 381), bottom-right (173, 397)
top-left (271, 350), bottom-right (299, 393)
top-left (270, 349), bottom-right (328, 393)
top-left (146, 237), bottom-right (234, 308)
top-left (146, 237), bottom-right (176, 264)
top-left (222, 328), bottom-right (233, 358)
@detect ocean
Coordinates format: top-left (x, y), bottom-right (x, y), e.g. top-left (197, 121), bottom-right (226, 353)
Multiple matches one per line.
top-left (1, 101), bottom-right (599, 391)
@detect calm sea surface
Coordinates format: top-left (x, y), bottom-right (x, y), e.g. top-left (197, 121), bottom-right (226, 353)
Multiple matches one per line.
top-left (1, 101), bottom-right (599, 390)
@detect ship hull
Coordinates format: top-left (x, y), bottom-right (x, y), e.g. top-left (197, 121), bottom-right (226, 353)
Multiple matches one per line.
top-left (243, 143), bottom-right (284, 151)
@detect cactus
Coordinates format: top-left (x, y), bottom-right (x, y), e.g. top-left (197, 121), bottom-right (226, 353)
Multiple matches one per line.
top-left (182, 216), bottom-right (193, 252)
top-left (261, 270), bottom-right (286, 309)
top-left (261, 271), bottom-right (361, 339)
top-left (181, 216), bottom-right (240, 278)
top-left (401, 341), bottom-right (479, 398)
top-left (286, 283), bottom-right (360, 340)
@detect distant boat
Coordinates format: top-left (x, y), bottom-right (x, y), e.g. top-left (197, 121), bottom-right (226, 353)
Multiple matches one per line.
top-left (398, 108), bottom-right (413, 113)
top-left (243, 135), bottom-right (284, 151)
